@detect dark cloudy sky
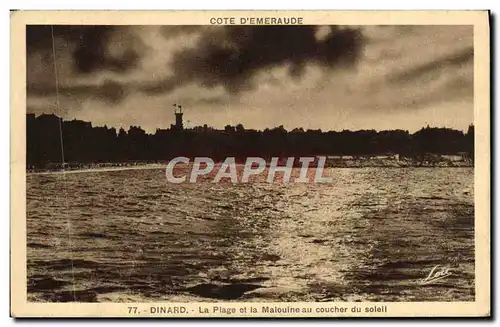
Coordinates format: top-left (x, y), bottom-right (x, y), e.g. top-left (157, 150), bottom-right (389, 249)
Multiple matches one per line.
top-left (26, 25), bottom-right (473, 132)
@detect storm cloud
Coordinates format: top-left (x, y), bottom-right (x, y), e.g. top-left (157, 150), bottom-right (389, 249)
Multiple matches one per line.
top-left (28, 79), bottom-right (126, 104)
top-left (142, 25), bottom-right (364, 94)
top-left (160, 25), bottom-right (205, 40)
top-left (387, 46), bottom-right (474, 85)
top-left (26, 25), bottom-right (143, 74)
top-left (25, 24), bottom-right (474, 133)
top-left (27, 25), bottom-right (364, 99)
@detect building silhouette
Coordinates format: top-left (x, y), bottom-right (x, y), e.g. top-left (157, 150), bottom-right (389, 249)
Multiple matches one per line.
top-left (25, 107), bottom-right (475, 169)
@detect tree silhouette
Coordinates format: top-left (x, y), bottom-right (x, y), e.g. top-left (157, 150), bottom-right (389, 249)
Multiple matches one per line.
top-left (25, 114), bottom-right (474, 170)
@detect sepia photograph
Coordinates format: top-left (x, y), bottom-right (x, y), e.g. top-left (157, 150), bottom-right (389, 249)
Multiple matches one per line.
top-left (10, 10), bottom-right (490, 317)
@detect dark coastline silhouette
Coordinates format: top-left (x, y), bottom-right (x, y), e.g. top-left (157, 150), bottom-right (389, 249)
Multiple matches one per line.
top-left (26, 113), bottom-right (474, 170)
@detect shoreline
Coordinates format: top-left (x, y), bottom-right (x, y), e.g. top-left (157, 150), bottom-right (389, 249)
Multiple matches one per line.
top-left (26, 159), bottom-right (473, 174)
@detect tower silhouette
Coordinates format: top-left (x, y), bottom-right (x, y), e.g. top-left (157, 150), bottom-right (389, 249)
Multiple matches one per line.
top-left (172, 104), bottom-right (184, 130)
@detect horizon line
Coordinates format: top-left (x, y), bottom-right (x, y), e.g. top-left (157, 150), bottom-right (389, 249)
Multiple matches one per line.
top-left (26, 112), bottom-right (474, 135)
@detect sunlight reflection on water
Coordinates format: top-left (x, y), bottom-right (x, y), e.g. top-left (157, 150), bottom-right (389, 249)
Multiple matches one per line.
top-left (27, 167), bottom-right (474, 302)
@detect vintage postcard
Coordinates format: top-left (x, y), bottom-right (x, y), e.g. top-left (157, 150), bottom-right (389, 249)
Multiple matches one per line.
top-left (10, 10), bottom-right (490, 318)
